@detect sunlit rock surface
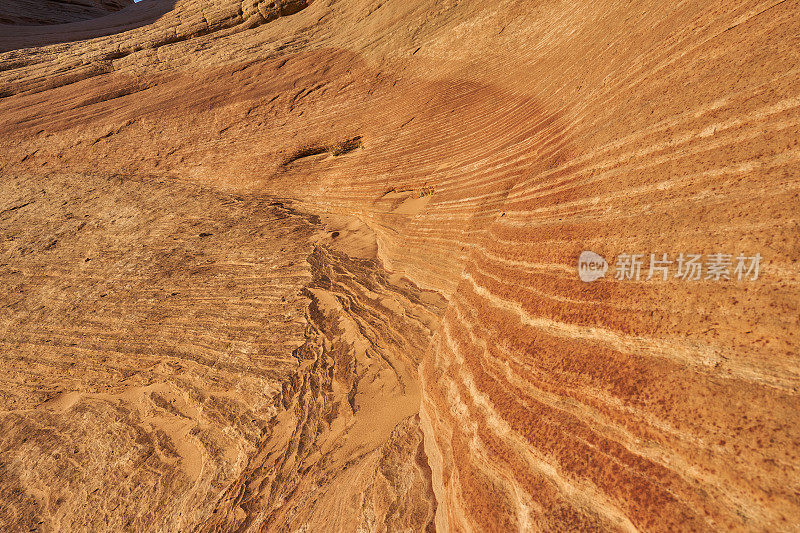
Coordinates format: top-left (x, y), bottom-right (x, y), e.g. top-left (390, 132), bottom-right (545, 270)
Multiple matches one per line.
top-left (0, 0), bottom-right (798, 531)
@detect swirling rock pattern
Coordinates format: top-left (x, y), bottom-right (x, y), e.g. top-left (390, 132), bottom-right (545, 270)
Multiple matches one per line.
top-left (0, 0), bottom-right (798, 531)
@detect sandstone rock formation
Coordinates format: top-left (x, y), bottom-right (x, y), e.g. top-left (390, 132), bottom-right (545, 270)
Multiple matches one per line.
top-left (0, 0), bottom-right (798, 531)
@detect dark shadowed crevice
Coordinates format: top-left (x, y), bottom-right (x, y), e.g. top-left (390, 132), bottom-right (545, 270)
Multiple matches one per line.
top-left (0, 0), bottom-right (135, 26)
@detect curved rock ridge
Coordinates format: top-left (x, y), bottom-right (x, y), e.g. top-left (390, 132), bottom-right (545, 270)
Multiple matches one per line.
top-left (1, 0), bottom-right (799, 531)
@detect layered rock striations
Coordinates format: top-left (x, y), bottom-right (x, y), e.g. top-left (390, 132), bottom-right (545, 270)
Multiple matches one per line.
top-left (0, 0), bottom-right (799, 531)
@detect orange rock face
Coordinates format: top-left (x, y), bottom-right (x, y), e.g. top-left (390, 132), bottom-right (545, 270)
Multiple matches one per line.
top-left (0, 0), bottom-right (799, 531)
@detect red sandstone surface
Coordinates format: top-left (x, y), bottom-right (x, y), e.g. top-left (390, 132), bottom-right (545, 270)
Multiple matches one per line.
top-left (0, 0), bottom-right (798, 531)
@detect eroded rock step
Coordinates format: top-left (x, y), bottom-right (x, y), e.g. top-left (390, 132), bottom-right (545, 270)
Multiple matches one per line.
top-left (0, 172), bottom-right (445, 531)
top-left (202, 245), bottom-right (448, 531)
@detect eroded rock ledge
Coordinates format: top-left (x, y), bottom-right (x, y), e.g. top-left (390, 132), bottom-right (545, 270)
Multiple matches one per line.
top-left (0, 172), bottom-right (443, 530)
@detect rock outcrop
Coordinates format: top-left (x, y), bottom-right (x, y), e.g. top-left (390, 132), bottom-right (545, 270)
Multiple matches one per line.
top-left (0, 0), bottom-right (798, 531)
